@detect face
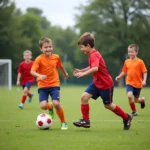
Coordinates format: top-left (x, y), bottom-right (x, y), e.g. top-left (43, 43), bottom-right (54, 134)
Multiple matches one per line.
top-left (40, 42), bottom-right (53, 57)
top-left (128, 47), bottom-right (138, 59)
top-left (79, 44), bottom-right (91, 54)
top-left (23, 52), bottom-right (32, 61)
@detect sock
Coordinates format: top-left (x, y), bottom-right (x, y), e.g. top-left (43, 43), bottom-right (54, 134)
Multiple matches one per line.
top-left (21, 95), bottom-right (27, 104)
top-left (130, 102), bottom-right (137, 112)
top-left (113, 105), bottom-right (128, 120)
top-left (140, 98), bottom-right (144, 103)
top-left (47, 103), bottom-right (53, 110)
top-left (56, 107), bottom-right (66, 123)
top-left (81, 104), bottom-right (89, 121)
top-left (28, 93), bottom-right (32, 97)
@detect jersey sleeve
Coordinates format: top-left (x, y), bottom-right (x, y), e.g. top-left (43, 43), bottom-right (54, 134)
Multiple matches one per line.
top-left (17, 63), bottom-right (22, 73)
top-left (122, 61), bottom-right (127, 73)
top-left (90, 53), bottom-right (100, 67)
top-left (31, 57), bottom-right (40, 72)
top-left (57, 55), bottom-right (63, 68)
top-left (140, 60), bottom-right (147, 73)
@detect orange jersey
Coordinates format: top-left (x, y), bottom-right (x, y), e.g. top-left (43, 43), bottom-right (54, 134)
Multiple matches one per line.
top-left (31, 54), bottom-right (63, 88)
top-left (122, 58), bottom-right (147, 88)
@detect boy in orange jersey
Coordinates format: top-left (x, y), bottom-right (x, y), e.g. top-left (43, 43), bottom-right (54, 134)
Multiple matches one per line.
top-left (31, 37), bottom-right (69, 130)
top-left (16, 50), bottom-right (35, 109)
top-left (73, 32), bottom-right (132, 130)
top-left (116, 44), bottom-right (147, 116)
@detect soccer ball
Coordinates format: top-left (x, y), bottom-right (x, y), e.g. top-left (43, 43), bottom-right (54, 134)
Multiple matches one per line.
top-left (36, 113), bottom-right (52, 129)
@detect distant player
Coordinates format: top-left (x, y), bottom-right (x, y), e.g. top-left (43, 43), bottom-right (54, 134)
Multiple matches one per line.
top-left (116, 44), bottom-right (147, 116)
top-left (73, 32), bottom-right (132, 130)
top-left (31, 37), bottom-right (69, 130)
top-left (16, 50), bottom-right (35, 109)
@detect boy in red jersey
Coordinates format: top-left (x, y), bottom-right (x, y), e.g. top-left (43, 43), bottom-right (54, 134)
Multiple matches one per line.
top-left (31, 37), bottom-right (69, 130)
top-left (73, 32), bottom-right (132, 130)
top-left (116, 44), bottom-right (147, 116)
top-left (16, 50), bottom-right (35, 109)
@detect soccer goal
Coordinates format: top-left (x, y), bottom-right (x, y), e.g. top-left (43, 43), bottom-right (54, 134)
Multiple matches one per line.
top-left (0, 59), bottom-right (12, 90)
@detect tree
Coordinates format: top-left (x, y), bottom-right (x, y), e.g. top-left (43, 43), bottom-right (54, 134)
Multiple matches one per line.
top-left (75, 0), bottom-right (150, 86)
top-left (26, 8), bottom-right (51, 32)
top-left (0, 0), bottom-right (32, 83)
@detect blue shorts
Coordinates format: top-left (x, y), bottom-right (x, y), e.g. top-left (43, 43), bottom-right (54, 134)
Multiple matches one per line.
top-left (38, 87), bottom-right (60, 102)
top-left (126, 84), bottom-right (141, 98)
top-left (22, 82), bottom-right (33, 89)
top-left (85, 82), bottom-right (113, 105)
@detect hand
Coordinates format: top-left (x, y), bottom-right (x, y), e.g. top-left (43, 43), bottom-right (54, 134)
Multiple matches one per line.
top-left (74, 68), bottom-right (81, 73)
top-left (115, 76), bottom-right (120, 81)
top-left (73, 68), bottom-right (81, 76)
top-left (39, 74), bottom-right (47, 80)
top-left (142, 80), bottom-right (146, 86)
top-left (16, 81), bottom-right (20, 86)
top-left (74, 72), bottom-right (85, 78)
top-left (64, 72), bottom-right (69, 79)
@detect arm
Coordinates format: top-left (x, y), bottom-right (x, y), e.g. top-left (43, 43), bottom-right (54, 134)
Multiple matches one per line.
top-left (16, 72), bottom-right (21, 86)
top-left (142, 72), bottom-right (147, 86)
top-left (59, 66), bottom-right (69, 79)
top-left (74, 67), bottom-right (98, 78)
top-left (30, 70), bottom-right (47, 80)
top-left (75, 66), bottom-right (90, 72)
top-left (115, 71), bottom-right (126, 81)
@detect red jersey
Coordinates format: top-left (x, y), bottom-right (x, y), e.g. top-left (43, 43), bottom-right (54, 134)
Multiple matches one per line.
top-left (89, 49), bottom-right (114, 90)
top-left (18, 61), bottom-right (35, 85)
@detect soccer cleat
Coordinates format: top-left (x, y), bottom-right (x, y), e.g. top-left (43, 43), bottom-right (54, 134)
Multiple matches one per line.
top-left (28, 93), bottom-right (34, 103)
top-left (73, 119), bottom-right (90, 128)
top-left (123, 114), bottom-right (132, 130)
top-left (141, 97), bottom-right (146, 109)
top-left (61, 122), bottom-right (68, 130)
top-left (19, 103), bottom-right (24, 109)
top-left (48, 104), bottom-right (54, 119)
top-left (131, 111), bottom-right (138, 116)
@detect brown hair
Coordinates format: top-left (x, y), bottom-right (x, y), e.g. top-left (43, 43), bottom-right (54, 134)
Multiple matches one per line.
top-left (23, 50), bottom-right (32, 55)
top-left (128, 44), bottom-right (139, 52)
top-left (39, 37), bottom-right (52, 48)
top-left (77, 32), bottom-right (95, 48)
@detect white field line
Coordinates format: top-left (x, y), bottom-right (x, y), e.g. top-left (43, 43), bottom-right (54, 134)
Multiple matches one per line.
top-left (0, 119), bottom-right (150, 122)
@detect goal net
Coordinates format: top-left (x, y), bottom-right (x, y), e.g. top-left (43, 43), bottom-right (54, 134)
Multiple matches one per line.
top-left (0, 59), bottom-right (12, 90)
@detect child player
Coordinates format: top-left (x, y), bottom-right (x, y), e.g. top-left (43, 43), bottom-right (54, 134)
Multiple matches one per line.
top-left (16, 50), bottom-right (35, 109)
top-left (31, 37), bottom-right (69, 130)
top-left (73, 32), bottom-right (132, 130)
top-left (116, 44), bottom-right (147, 116)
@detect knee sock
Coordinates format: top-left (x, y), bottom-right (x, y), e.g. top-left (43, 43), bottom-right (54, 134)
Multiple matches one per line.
top-left (47, 103), bottom-right (53, 110)
top-left (81, 104), bottom-right (89, 121)
top-left (27, 93), bottom-right (32, 97)
top-left (113, 105), bottom-right (128, 120)
top-left (56, 107), bottom-right (66, 123)
top-left (21, 95), bottom-right (27, 104)
top-left (130, 102), bottom-right (137, 112)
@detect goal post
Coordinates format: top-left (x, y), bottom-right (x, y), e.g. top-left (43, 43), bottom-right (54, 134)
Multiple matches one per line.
top-left (0, 59), bottom-right (12, 90)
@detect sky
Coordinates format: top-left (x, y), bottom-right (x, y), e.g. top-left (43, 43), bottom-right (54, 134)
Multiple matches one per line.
top-left (13, 0), bottom-right (88, 28)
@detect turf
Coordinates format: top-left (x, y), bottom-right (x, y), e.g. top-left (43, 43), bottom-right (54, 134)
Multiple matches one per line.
top-left (0, 86), bottom-right (149, 150)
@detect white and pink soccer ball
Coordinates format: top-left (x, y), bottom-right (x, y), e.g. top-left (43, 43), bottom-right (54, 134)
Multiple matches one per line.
top-left (36, 113), bottom-right (53, 129)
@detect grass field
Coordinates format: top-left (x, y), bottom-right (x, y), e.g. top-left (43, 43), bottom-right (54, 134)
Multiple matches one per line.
top-left (0, 86), bottom-right (150, 150)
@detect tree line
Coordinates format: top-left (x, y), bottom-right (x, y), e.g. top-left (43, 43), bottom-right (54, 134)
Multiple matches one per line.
top-left (0, 0), bottom-right (150, 86)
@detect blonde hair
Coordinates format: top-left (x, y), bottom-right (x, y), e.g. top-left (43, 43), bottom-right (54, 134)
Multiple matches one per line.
top-left (128, 44), bottom-right (139, 52)
top-left (23, 50), bottom-right (32, 55)
top-left (39, 37), bottom-right (52, 48)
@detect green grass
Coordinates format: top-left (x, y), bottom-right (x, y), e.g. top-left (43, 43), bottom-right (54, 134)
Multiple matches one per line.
top-left (0, 86), bottom-right (150, 150)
